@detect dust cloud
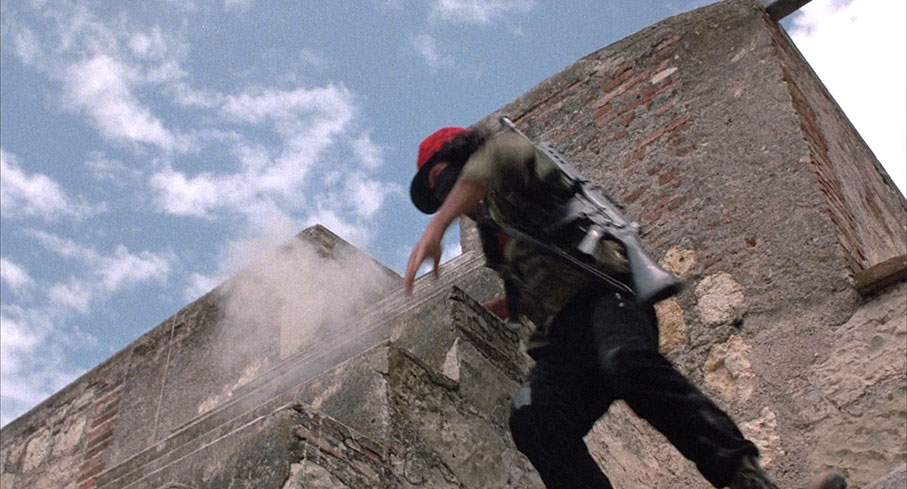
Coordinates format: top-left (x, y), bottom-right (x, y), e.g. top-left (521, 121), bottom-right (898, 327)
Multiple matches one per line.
top-left (199, 225), bottom-right (398, 414)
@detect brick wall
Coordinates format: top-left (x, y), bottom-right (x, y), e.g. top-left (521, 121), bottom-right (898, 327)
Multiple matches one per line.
top-left (764, 15), bottom-right (906, 274)
top-left (78, 382), bottom-right (123, 489)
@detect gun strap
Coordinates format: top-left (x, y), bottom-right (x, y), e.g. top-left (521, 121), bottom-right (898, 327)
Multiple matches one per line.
top-left (498, 224), bottom-right (634, 296)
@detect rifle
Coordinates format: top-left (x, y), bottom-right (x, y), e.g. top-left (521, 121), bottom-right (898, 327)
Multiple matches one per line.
top-left (499, 116), bottom-right (682, 305)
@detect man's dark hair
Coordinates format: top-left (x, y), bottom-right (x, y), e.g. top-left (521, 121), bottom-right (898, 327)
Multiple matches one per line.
top-left (425, 128), bottom-right (489, 171)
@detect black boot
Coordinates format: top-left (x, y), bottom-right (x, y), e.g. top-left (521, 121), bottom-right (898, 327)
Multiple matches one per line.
top-left (805, 472), bottom-right (847, 489)
top-left (729, 456), bottom-right (779, 489)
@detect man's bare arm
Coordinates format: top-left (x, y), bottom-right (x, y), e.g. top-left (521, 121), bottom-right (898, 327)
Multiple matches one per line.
top-left (403, 179), bottom-right (486, 295)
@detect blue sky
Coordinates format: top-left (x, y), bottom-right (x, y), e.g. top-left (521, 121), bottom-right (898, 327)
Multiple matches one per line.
top-left (1, 0), bottom-right (904, 426)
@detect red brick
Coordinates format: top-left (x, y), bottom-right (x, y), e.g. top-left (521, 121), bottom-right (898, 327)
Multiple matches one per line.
top-left (655, 98), bottom-right (679, 115)
top-left (352, 460), bottom-right (380, 481)
top-left (80, 453), bottom-right (106, 473)
top-left (605, 66), bottom-right (636, 91)
top-left (620, 149), bottom-right (645, 169)
top-left (667, 116), bottom-right (691, 132)
top-left (295, 425), bottom-right (345, 460)
top-left (654, 35), bottom-right (680, 51)
top-left (356, 446), bottom-right (385, 465)
top-left (78, 462), bottom-right (107, 483)
top-left (616, 97), bottom-right (644, 117)
top-left (90, 408), bottom-right (118, 429)
top-left (93, 385), bottom-right (121, 409)
top-left (610, 128), bottom-right (628, 142)
top-left (673, 142), bottom-right (695, 157)
top-left (658, 169), bottom-right (677, 185)
top-left (635, 126), bottom-right (667, 152)
top-left (86, 429), bottom-right (114, 452)
top-left (86, 421), bottom-right (114, 442)
top-left (624, 187), bottom-right (647, 204)
top-left (596, 68), bottom-right (654, 108)
top-left (84, 439), bottom-right (111, 460)
top-left (643, 79), bottom-right (676, 104)
top-left (654, 34), bottom-right (681, 55)
top-left (634, 116), bottom-right (690, 152)
top-left (295, 425), bottom-right (319, 442)
top-left (79, 478), bottom-right (98, 489)
top-left (553, 125), bottom-right (579, 143)
top-left (595, 110), bottom-right (618, 129)
top-left (592, 102), bottom-right (612, 119)
top-left (621, 113), bottom-right (635, 127)
top-left (666, 194), bottom-right (686, 210)
top-left (707, 215), bottom-right (734, 229)
top-left (646, 163), bottom-right (665, 176)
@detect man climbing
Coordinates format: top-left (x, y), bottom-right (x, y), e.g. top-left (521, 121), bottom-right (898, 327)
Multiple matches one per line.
top-left (402, 123), bottom-right (846, 489)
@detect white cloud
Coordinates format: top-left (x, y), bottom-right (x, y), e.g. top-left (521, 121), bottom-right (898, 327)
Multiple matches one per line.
top-left (411, 33), bottom-right (455, 68)
top-left (7, 3), bottom-right (190, 153)
top-left (30, 230), bottom-right (172, 300)
top-left (789, 0), bottom-right (907, 194)
top-left (48, 278), bottom-right (93, 314)
top-left (352, 132), bottom-right (384, 170)
top-left (12, 26), bottom-right (43, 66)
top-left (0, 149), bottom-right (93, 221)
top-left (127, 27), bottom-right (174, 61)
top-left (346, 174), bottom-right (400, 219)
top-left (429, 0), bottom-right (535, 25)
top-left (0, 308), bottom-right (46, 367)
top-left (62, 55), bottom-right (182, 151)
top-left (184, 272), bottom-right (223, 301)
top-left (0, 306), bottom-right (83, 426)
top-left (1, 258), bottom-right (34, 290)
top-left (224, 0), bottom-right (254, 9)
top-left (98, 246), bottom-right (171, 292)
top-left (151, 83), bottom-right (394, 243)
top-left (29, 230), bottom-right (95, 261)
top-left (84, 151), bottom-right (141, 187)
top-left (149, 166), bottom-right (225, 217)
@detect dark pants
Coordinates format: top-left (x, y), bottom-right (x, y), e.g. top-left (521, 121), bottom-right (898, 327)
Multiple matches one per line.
top-left (509, 285), bottom-right (758, 489)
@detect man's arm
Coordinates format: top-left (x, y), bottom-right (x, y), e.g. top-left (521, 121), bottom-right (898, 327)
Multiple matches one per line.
top-left (404, 178), bottom-right (486, 295)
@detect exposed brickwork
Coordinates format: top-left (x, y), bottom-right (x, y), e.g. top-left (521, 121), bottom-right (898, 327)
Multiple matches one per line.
top-left (505, 31), bottom-right (692, 253)
top-left (290, 405), bottom-right (395, 487)
top-left (767, 20), bottom-right (866, 275)
top-left (77, 382), bottom-right (122, 489)
top-left (764, 15), bottom-right (906, 274)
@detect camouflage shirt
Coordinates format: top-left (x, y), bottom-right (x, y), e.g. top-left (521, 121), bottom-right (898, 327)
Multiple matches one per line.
top-left (459, 132), bottom-right (629, 351)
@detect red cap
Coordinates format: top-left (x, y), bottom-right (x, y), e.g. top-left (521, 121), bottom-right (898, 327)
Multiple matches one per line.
top-left (410, 127), bottom-right (470, 214)
top-left (417, 127), bottom-right (469, 170)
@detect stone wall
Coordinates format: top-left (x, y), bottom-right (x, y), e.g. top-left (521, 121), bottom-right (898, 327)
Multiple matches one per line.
top-left (0, 226), bottom-right (402, 489)
top-left (463, 0), bottom-right (906, 486)
top-left (3, 1), bottom-right (905, 488)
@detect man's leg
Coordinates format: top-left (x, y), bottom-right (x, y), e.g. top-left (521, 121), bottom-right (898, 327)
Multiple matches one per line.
top-left (509, 289), bottom-right (618, 489)
top-left (509, 364), bottom-right (614, 489)
top-left (590, 290), bottom-right (759, 487)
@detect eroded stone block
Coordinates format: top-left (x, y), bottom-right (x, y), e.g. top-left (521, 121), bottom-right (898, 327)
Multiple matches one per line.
top-left (704, 334), bottom-right (755, 403)
top-left (696, 272), bottom-right (747, 328)
top-left (655, 297), bottom-right (688, 353)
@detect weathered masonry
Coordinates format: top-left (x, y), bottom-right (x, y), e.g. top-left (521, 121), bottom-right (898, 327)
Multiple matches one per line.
top-left (3, 1), bottom-right (904, 488)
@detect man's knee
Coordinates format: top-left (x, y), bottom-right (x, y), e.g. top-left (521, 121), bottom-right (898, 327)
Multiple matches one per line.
top-left (598, 344), bottom-right (637, 377)
top-left (509, 382), bottom-right (537, 451)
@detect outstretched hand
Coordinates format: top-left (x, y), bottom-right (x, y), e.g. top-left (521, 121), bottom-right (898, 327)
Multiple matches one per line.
top-left (403, 228), bottom-right (443, 295)
top-left (402, 178), bottom-right (487, 297)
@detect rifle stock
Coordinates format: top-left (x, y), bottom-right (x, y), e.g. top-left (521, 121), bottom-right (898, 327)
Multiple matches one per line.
top-left (597, 223), bottom-right (682, 305)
